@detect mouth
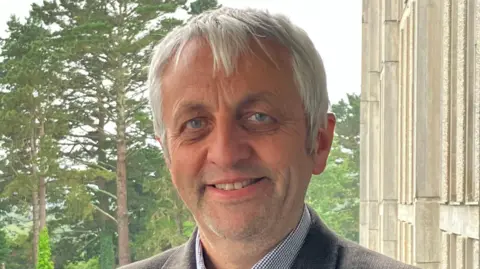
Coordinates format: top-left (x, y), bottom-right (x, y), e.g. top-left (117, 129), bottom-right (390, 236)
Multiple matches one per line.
top-left (211, 177), bottom-right (265, 191)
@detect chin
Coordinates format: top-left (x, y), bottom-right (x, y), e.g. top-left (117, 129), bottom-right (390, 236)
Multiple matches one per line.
top-left (202, 207), bottom-right (273, 240)
top-left (208, 220), bottom-right (270, 241)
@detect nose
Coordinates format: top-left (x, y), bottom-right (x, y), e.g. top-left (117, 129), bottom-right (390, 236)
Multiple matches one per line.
top-left (206, 118), bottom-right (252, 168)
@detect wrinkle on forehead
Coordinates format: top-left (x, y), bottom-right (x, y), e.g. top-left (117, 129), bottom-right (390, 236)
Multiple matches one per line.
top-left (169, 37), bottom-right (291, 79)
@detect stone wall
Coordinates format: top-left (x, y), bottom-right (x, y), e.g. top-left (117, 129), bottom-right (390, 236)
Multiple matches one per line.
top-left (360, 0), bottom-right (479, 268)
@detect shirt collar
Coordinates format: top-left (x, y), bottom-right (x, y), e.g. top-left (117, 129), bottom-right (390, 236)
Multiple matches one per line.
top-left (195, 204), bottom-right (312, 269)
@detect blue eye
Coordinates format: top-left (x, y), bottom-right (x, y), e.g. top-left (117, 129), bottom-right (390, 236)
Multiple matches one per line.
top-left (248, 113), bottom-right (271, 122)
top-left (186, 119), bottom-right (204, 129)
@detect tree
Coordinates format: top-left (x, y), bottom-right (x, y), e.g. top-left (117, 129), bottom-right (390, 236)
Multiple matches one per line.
top-left (31, 0), bottom-right (221, 265)
top-left (306, 137), bottom-right (359, 242)
top-left (331, 93), bottom-right (360, 169)
top-left (31, 0), bottom-right (186, 264)
top-left (1, 1), bottom-right (220, 267)
top-left (306, 94), bottom-right (360, 242)
top-left (0, 228), bottom-right (10, 265)
top-left (36, 228), bottom-right (54, 269)
top-left (0, 14), bottom-right (68, 266)
top-left (128, 147), bottom-right (194, 260)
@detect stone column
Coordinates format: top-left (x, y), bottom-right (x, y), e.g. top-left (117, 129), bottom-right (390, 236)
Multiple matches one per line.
top-left (360, 0), bottom-right (382, 252)
top-left (413, 0), bottom-right (442, 268)
top-left (379, 0), bottom-right (400, 259)
top-left (360, 0), bottom-right (370, 248)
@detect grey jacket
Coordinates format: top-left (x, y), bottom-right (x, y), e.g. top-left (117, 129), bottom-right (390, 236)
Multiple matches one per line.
top-left (119, 206), bottom-right (418, 269)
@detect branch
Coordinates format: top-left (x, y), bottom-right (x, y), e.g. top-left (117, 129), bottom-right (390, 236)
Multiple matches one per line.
top-left (91, 203), bottom-right (117, 223)
top-left (86, 185), bottom-right (117, 200)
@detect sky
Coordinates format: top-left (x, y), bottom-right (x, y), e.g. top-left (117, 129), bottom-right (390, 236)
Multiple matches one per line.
top-left (0, 0), bottom-right (361, 104)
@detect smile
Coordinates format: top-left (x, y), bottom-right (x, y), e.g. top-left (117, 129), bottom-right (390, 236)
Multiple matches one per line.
top-left (213, 177), bottom-right (265, 190)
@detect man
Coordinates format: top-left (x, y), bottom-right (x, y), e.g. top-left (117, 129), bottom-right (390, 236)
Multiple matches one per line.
top-left (121, 7), bottom-right (418, 269)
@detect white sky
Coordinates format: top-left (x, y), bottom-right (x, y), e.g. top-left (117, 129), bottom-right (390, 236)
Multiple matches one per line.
top-left (0, 0), bottom-right (361, 103)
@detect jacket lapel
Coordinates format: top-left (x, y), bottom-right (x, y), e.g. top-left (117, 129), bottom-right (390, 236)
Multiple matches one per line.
top-left (162, 229), bottom-right (198, 269)
top-left (291, 205), bottom-right (340, 269)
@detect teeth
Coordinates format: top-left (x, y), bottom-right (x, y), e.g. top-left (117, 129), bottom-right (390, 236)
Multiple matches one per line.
top-left (214, 178), bottom-right (259, 190)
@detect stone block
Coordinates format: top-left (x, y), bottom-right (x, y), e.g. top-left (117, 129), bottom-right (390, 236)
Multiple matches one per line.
top-left (474, 0), bottom-right (480, 204)
top-left (381, 240), bottom-right (397, 260)
top-left (415, 201), bottom-right (441, 263)
top-left (440, 232), bottom-right (449, 269)
top-left (382, 0), bottom-right (400, 21)
top-left (439, 205), bottom-right (479, 239)
top-left (455, 0), bottom-right (467, 204)
top-left (466, 239), bottom-right (479, 269)
top-left (398, 204), bottom-right (414, 223)
top-left (360, 223), bottom-right (369, 247)
top-left (369, 229), bottom-right (379, 252)
top-left (382, 21), bottom-right (399, 62)
top-left (473, 240), bottom-right (479, 269)
top-left (456, 236), bottom-right (465, 269)
top-left (415, 263), bottom-right (441, 269)
top-left (369, 201), bottom-right (379, 229)
top-left (381, 63), bottom-right (399, 200)
top-left (368, 0), bottom-right (381, 72)
top-left (381, 202), bottom-right (398, 241)
top-left (360, 201), bottom-right (369, 225)
top-left (440, 0), bottom-right (452, 204)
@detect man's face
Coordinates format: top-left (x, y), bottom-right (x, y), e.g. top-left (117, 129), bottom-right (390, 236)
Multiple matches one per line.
top-left (160, 38), bottom-right (334, 241)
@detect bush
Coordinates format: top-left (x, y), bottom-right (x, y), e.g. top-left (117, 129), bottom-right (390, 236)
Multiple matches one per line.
top-left (0, 228), bottom-right (10, 264)
top-left (65, 257), bottom-right (100, 269)
top-left (37, 227), bottom-right (54, 269)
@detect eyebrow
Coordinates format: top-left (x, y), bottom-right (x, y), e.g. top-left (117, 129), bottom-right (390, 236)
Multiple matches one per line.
top-left (237, 92), bottom-right (278, 109)
top-left (171, 91), bottom-right (279, 124)
top-left (172, 102), bottom-right (211, 126)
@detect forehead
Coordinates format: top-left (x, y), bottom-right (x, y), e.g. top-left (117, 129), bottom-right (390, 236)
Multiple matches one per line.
top-left (161, 37), bottom-right (299, 111)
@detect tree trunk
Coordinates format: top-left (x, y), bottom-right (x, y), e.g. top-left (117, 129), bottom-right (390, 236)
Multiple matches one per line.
top-left (96, 102), bottom-right (115, 269)
top-left (116, 76), bottom-right (130, 265)
top-left (30, 119), bottom-right (40, 267)
top-left (38, 121), bottom-right (46, 231)
top-left (32, 190), bottom-right (39, 266)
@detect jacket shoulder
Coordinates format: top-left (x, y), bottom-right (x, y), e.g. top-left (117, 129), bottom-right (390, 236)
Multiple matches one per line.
top-left (117, 245), bottom-right (182, 269)
top-left (336, 239), bottom-right (419, 269)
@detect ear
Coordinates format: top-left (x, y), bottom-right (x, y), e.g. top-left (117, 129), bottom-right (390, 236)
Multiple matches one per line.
top-left (312, 113), bottom-right (336, 175)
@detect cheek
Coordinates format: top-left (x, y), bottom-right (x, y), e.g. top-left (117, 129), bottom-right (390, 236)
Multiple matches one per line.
top-left (253, 128), bottom-right (308, 165)
top-left (168, 140), bottom-right (206, 185)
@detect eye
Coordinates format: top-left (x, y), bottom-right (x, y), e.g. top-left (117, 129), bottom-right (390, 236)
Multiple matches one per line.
top-left (185, 118), bottom-right (205, 129)
top-left (247, 113), bottom-right (273, 123)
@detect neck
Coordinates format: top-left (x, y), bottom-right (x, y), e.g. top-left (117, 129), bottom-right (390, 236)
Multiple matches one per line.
top-left (198, 206), bottom-right (305, 269)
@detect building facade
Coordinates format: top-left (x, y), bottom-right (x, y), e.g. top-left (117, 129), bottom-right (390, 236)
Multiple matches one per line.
top-left (360, 0), bottom-right (479, 268)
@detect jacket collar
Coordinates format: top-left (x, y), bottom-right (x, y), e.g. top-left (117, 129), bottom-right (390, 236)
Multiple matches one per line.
top-left (161, 205), bottom-right (339, 269)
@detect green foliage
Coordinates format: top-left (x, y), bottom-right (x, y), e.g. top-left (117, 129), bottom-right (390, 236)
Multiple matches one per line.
top-left (37, 228), bottom-right (54, 269)
top-left (65, 257), bottom-right (100, 269)
top-left (306, 93), bottom-right (360, 242)
top-left (1, 232), bottom-right (32, 269)
top-left (99, 231), bottom-right (114, 269)
top-left (188, 0), bottom-right (221, 14)
top-left (0, 228), bottom-right (10, 263)
top-left (306, 138), bottom-right (359, 242)
top-left (128, 147), bottom-right (193, 260)
top-left (331, 93), bottom-right (360, 169)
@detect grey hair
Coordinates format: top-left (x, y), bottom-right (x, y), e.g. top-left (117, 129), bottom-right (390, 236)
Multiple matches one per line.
top-left (148, 7), bottom-right (329, 160)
